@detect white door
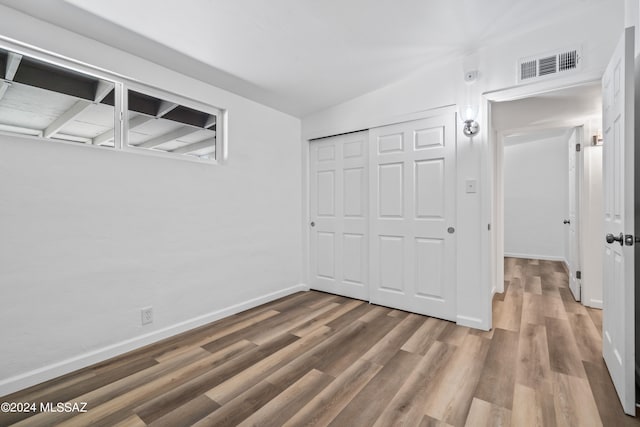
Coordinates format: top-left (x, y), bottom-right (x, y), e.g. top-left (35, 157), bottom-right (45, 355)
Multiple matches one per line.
top-left (567, 127), bottom-right (581, 301)
top-left (369, 113), bottom-right (456, 321)
top-left (309, 131), bottom-right (369, 300)
top-left (602, 26), bottom-right (635, 415)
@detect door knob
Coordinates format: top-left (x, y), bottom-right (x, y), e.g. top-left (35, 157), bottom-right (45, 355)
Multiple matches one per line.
top-left (563, 219), bottom-right (571, 224)
top-left (606, 233), bottom-right (623, 245)
top-left (310, 221), bottom-right (315, 227)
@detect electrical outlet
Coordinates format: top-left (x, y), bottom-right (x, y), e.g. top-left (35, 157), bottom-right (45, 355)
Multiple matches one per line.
top-left (141, 307), bottom-right (153, 325)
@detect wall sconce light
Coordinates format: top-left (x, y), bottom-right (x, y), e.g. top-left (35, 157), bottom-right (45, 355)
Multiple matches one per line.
top-left (461, 69), bottom-right (479, 137)
top-left (592, 129), bottom-right (603, 145)
top-left (461, 104), bottom-right (479, 136)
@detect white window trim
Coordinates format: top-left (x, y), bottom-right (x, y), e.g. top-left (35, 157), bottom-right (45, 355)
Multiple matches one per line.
top-left (122, 81), bottom-right (224, 165)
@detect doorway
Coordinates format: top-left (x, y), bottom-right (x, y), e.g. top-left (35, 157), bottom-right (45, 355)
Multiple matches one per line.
top-left (488, 82), bottom-right (603, 306)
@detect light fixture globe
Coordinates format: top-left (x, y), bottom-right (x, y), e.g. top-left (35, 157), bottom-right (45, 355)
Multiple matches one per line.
top-left (463, 119), bottom-right (479, 136)
top-left (460, 104), bottom-right (479, 137)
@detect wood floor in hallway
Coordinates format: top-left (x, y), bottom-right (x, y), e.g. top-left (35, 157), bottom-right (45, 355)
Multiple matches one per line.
top-left (1, 258), bottom-right (638, 426)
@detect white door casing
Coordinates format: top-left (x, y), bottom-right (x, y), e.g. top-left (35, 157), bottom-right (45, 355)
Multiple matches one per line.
top-left (568, 127), bottom-right (581, 301)
top-left (602, 26), bottom-right (635, 415)
top-left (309, 131), bottom-right (369, 301)
top-left (369, 114), bottom-right (457, 321)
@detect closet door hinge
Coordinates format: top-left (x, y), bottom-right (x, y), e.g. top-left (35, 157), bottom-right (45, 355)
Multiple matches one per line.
top-left (576, 143), bottom-right (581, 152)
top-left (576, 270), bottom-right (582, 279)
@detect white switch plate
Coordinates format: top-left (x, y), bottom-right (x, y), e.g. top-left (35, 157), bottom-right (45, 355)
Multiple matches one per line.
top-left (466, 179), bottom-right (477, 193)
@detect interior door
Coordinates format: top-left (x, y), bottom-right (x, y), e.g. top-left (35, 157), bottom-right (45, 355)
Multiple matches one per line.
top-left (309, 131), bottom-right (369, 300)
top-left (369, 113), bottom-right (456, 321)
top-left (602, 26), bottom-right (635, 415)
top-left (567, 127), bottom-right (581, 301)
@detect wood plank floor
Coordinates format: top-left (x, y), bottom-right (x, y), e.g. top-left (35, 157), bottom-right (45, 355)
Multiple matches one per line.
top-left (2, 258), bottom-right (639, 426)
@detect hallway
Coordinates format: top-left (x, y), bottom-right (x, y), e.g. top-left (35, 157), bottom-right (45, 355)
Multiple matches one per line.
top-left (496, 257), bottom-right (637, 426)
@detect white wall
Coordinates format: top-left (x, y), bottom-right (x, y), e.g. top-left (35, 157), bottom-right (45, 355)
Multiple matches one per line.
top-left (503, 135), bottom-right (568, 261)
top-left (302, 1), bottom-right (624, 330)
top-left (0, 6), bottom-right (302, 395)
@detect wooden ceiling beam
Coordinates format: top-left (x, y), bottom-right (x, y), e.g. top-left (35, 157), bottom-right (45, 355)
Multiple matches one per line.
top-left (93, 114), bottom-right (152, 145)
top-left (134, 125), bottom-right (195, 149)
top-left (170, 137), bottom-right (215, 154)
top-left (156, 100), bottom-right (178, 117)
top-left (43, 99), bottom-right (91, 138)
top-left (205, 115), bottom-right (216, 129)
top-left (0, 52), bottom-right (23, 101)
top-left (5, 52), bottom-right (22, 80)
top-left (94, 80), bottom-right (113, 102)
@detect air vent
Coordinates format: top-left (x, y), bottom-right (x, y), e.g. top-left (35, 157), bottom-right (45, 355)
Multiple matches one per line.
top-left (517, 47), bottom-right (582, 83)
top-left (538, 56), bottom-right (557, 75)
top-left (520, 60), bottom-right (536, 80)
top-left (559, 50), bottom-right (578, 71)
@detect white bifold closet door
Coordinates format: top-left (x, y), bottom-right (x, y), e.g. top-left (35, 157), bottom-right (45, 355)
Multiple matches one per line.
top-left (309, 111), bottom-right (456, 321)
top-left (309, 131), bottom-right (369, 300)
top-left (369, 114), bottom-right (456, 321)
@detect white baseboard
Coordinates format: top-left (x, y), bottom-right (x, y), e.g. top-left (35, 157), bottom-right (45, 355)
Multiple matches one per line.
top-left (457, 315), bottom-right (490, 331)
top-left (504, 252), bottom-right (566, 262)
top-left (0, 284), bottom-right (307, 397)
top-left (585, 299), bottom-right (603, 309)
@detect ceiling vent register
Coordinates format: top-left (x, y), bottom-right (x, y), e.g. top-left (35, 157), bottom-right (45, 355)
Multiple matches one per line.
top-left (517, 47), bottom-right (582, 83)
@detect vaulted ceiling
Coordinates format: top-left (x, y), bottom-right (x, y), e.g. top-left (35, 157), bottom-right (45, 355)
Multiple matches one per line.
top-left (0, 0), bottom-right (616, 117)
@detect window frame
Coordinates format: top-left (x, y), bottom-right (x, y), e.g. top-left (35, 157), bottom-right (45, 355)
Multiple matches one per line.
top-left (122, 81), bottom-right (223, 164)
top-left (0, 37), bottom-right (226, 165)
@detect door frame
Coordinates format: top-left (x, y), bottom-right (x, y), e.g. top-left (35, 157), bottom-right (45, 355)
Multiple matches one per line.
top-left (483, 75), bottom-right (602, 304)
top-left (567, 125), bottom-right (584, 301)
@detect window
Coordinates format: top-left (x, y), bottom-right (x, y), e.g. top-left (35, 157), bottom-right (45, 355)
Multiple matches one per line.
top-left (0, 47), bottom-right (116, 146)
top-left (0, 45), bottom-right (223, 164)
top-left (126, 90), bottom-right (217, 160)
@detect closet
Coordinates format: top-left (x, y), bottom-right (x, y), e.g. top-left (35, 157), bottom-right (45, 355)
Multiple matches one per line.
top-left (309, 110), bottom-right (457, 320)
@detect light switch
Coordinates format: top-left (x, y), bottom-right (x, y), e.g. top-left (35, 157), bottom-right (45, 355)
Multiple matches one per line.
top-left (465, 179), bottom-right (477, 193)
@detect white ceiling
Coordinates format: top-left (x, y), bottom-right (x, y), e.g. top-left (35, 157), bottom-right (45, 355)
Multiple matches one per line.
top-left (503, 128), bottom-right (573, 146)
top-left (0, 0), bottom-right (611, 117)
top-left (493, 82), bottom-right (602, 133)
top-left (495, 81), bottom-right (602, 146)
